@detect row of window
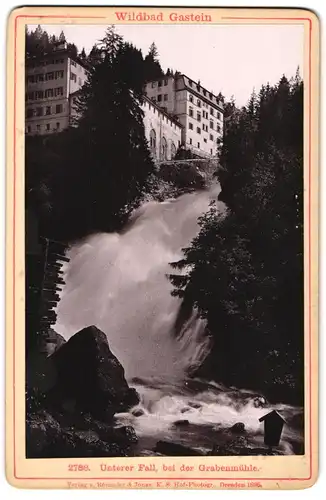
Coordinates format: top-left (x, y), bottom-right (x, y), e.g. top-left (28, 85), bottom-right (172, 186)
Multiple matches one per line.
top-left (187, 79), bottom-right (221, 105)
top-left (151, 79), bottom-right (169, 88)
top-left (188, 122), bottom-right (220, 139)
top-left (151, 94), bottom-right (168, 103)
top-left (70, 72), bottom-right (83, 85)
top-left (188, 137), bottom-right (214, 154)
top-left (27, 70), bottom-right (64, 84)
top-left (188, 114), bottom-right (221, 132)
top-left (26, 104), bottom-right (63, 118)
top-left (188, 95), bottom-right (222, 119)
top-left (28, 58), bottom-right (65, 69)
top-left (26, 122), bottom-right (61, 133)
top-left (26, 87), bottom-right (64, 101)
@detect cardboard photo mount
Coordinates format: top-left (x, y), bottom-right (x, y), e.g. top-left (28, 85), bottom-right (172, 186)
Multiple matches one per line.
top-left (6, 6), bottom-right (319, 490)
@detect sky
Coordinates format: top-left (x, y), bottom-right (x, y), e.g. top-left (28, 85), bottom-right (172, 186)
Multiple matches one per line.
top-left (29, 23), bottom-right (304, 106)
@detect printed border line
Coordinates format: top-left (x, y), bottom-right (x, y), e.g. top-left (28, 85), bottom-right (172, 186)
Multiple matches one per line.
top-left (12, 13), bottom-right (313, 482)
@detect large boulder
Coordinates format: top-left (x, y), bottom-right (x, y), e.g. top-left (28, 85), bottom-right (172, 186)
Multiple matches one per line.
top-left (47, 325), bottom-right (139, 419)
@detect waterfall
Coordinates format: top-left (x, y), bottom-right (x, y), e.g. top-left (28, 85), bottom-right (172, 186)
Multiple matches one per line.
top-left (54, 183), bottom-right (303, 455)
top-left (55, 184), bottom-right (224, 381)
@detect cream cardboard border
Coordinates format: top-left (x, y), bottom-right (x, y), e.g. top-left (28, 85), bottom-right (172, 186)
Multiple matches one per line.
top-left (6, 6), bottom-right (320, 490)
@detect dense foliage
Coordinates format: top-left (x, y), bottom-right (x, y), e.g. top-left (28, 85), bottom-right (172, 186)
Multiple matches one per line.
top-left (26, 25), bottom-right (78, 59)
top-left (169, 73), bottom-right (304, 403)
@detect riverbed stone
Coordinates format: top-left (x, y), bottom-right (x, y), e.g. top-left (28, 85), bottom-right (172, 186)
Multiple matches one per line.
top-left (46, 325), bottom-right (139, 419)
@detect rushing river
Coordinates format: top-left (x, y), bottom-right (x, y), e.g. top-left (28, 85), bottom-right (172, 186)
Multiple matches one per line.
top-left (55, 184), bottom-right (304, 456)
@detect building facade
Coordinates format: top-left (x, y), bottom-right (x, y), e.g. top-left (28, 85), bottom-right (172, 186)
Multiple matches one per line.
top-left (25, 44), bottom-right (89, 135)
top-left (142, 96), bottom-right (182, 162)
top-left (145, 74), bottom-right (224, 158)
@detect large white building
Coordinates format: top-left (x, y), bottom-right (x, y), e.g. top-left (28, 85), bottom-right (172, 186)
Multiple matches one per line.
top-left (25, 43), bottom-right (89, 135)
top-left (145, 74), bottom-right (224, 158)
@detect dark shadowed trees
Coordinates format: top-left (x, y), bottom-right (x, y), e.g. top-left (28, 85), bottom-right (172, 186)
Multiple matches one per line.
top-left (169, 75), bottom-right (304, 403)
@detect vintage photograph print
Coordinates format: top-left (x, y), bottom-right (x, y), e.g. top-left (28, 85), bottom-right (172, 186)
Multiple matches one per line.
top-left (6, 6), bottom-right (319, 490)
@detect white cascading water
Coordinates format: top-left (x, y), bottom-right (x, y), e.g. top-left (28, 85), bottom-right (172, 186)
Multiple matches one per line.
top-left (55, 183), bottom-right (303, 455)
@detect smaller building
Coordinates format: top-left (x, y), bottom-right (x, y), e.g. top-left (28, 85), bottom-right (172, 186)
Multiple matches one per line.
top-left (25, 43), bottom-right (90, 135)
top-left (142, 96), bottom-right (182, 162)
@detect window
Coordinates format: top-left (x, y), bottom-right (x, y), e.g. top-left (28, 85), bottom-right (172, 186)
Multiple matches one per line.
top-left (189, 107), bottom-right (193, 118)
top-left (37, 74), bottom-right (44, 82)
top-left (171, 142), bottom-right (177, 159)
top-left (55, 70), bottom-right (64, 79)
top-left (189, 122), bottom-right (193, 130)
top-left (197, 142), bottom-right (200, 148)
top-left (210, 149), bottom-right (213, 155)
top-left (197, 111), bottom-right (201, 121)
top-left (210, 120), bottom-right (214, 129)
top-left (204, 138), bottom-right (207, 143)
top-left (45, 89), bottom-right (54, 98)
top-left (189, 138), bottom-right (192, 145)
top-left (36, 107), bottom-right (43, 117)
top-left (71, 60), bottom-right (77, 67)
top-left (36, 124), bottom-right (40, 132)
top-left (161, 136), bottom-right (168, 160)
top-left (210, 107), bottom-right (214, 115)
top-left (158, 81), bottom-right (162, 87)
top-left (203, 89), bottom-right (207, 96)
top-left (45, 106), bottom-right (51, 115)
top-left (197, 99), bottom-right (201, 107)
top-left (35, 91), bottom-right (44, 100)
top-left (78, 77), bottom-right (82, 86)
top-left (55, 87), bottom-right (64, 97)
top-left (189, 94), bottom-right (193, 103)
top-left (70, 72), bottom-right (77, 82)
top-left (217, 125), bottom-right (221, 133)
top-left (209, 93), bottom-right (213, 100)
top-left (55, 104), bottom-right (63, 114)
top-left (27, 91), bottom-right (34, 100)
top-left (27, 125), bottom-right (31, 133)
top-left (46, 72), bottom-right (54, 81)
top-left (46, 124), bottom-right (50, 131)
top-left (150, 129), bottom-right (156, 158)
top-left (56, 122), bottom-right (60, 129)
top-left (189, 80), bottom-right (193, 87)
top-left (196, 127), bottom-right (201, 134)
top-left (151, 82), bottom-right (156, 88)
top-left (164, 79), bottom-right (168, 86)
top-left (210, 134), bottom-right (213, 141)
top-left (26, 108), bottom-right (34, 118)
top-left (157, 94), bottom-right (162, 102)
top-left (217, 112), bottom-right (221, 120)
top-left (164, 94), bottom-right (168, 101)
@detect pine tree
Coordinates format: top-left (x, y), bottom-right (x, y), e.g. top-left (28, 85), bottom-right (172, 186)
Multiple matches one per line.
top-left (59, 30), bottom-right (66, 43)
top-left (46, 30), bottom-right (155, 240)
top-left (143, 41), bottom-right (164, 81)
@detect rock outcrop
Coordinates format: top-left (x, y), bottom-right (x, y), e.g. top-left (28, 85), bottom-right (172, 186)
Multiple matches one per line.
top-left (26, 325), bottom-right (139, 458)
top-left (47, 325), bottom-right (139, 419)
